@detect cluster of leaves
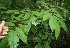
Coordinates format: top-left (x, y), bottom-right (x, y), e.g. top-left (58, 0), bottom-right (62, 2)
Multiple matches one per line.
top-left (0, 0), bottom-right (68, 48)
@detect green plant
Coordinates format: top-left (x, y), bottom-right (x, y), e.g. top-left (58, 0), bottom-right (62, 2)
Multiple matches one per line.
top-left (0, 0), bottom-right (68, 48)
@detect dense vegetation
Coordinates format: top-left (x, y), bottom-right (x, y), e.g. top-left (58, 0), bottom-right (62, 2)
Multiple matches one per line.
top-left (0, 0), bottom-right (70, 48)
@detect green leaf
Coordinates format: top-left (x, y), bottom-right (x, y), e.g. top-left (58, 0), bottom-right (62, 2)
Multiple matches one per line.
top-left (32, 11), bottom-right (43, 18)
top-left (31, 16), bottom-right (37, 22)
top-left (34, 37), bottom-right (41, 43)
top-left (0, 35), bottom-right (8, 48)
top-left (6, 10), bottom-right (20, 14)
top-left (6, 10), bottom-right (14, 14)
top-left (35, 44), bottom-right (43, 48)
top-left (5, 22), bottom-right (15, 26)
top-left (55, 21), bottom-right (60, 40)
top-left (58, 18), bottom-right (68, 31)
top-left (43, 11), bottom-right (51, 21)
top-left (16, 27), bottom-right (27, 44)
top-left (8, 30), bottom-right (19, 48)
top-left (20, 8), bottom-right (30, 13)
top-left (0, 7), bottom-right (7, 9)
top-left (50, 8), bottom-right (63, 19)
top-left (32, 11), bottom-right (40, 16)
top-left (31, 27), bottom-right (37, 34)
top-left (56, 12), bottom-right (63, 19)
top-left (49, 16), bottom-right (57, 31)
top-left (57, 6), bottom-right (67, 18)
top-left (14, 10), bottom-right (20, 14)
top-left (19, 24), bottom-right (31, 35)
top-left (63, 10), bottom-right (67, 18)
top-left (31, 16), bottom-right (38, 26)
top-left (44, 44), bottom-right (51, 48)
top-left (23, 13), bottom-right (31, 20)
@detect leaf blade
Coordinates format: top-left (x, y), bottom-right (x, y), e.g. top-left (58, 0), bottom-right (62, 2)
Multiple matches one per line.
top-left (55, 21), bottom-right (60, 40)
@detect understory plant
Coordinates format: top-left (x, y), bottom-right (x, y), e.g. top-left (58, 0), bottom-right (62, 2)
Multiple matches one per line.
top-left (0, 0), bottom-right (68, 48)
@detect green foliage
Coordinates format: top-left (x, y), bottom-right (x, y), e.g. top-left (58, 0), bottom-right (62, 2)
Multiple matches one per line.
top-left (49, 16), bottom-right (56, 31)
top-left (8, 30), bottom-right (19, 48)
top-left (16, 27), bottom-right (27, 44)
top-left (35, 44), bottom-right (43, 48)
top-left (0, 0), bottom-right (69, 48)
top-left (43, 11), bottom-right (51, 21)
top-left (58, 18), bottom-right (68, 31)
top-left (0, 35), bottom-right (8, 48)
top-left (55, 21), bottom-right (60, 40)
